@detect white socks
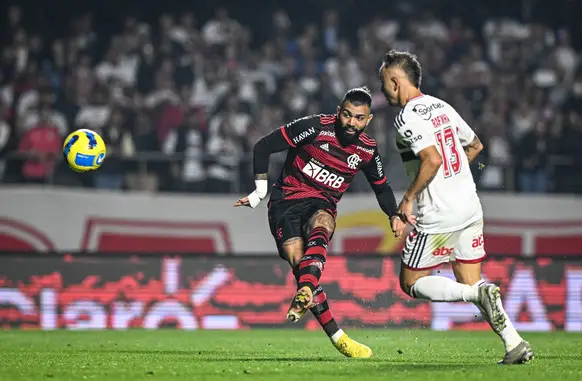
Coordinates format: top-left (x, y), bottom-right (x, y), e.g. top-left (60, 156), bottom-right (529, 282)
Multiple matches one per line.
top-left (410, 277), bottom-right (523, 352)
top-left (409, 276), bottom-right (479, 302)
top-left (330, 329), bottom-right (345, 344)
top-left (489, 296), bottom-right (523, 352)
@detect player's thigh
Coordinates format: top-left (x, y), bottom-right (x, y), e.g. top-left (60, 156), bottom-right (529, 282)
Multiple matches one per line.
top-left (303, 200), bottom-right (336, 237)
top-left (268, 200), bottom-right (304, 266)
top-left (400, 229), bottom-right (456, 293)
top-left (401, 229), bottom-right (457, 271)
top-left (451, 219), bottom-right (486, 285)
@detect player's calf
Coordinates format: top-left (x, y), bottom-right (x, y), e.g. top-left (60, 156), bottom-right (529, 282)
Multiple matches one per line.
top-left (401, 267), bottom-right (480, 303)
top-left (296, 225), bottom-right (331, 292)
top-left (452, 262), bottom-right (526, 355)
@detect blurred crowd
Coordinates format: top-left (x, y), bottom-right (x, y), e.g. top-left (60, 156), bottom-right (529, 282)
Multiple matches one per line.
top-left (0, 3), bottom-right (581, 194)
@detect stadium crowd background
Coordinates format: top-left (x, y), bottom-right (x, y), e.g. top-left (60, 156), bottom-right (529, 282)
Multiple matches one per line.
top-left (0, 0), bottom-right (581, 195)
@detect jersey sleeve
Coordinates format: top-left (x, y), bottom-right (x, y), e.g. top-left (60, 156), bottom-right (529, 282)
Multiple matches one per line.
top-left (394, 111), bottom-right (437, 155)
top-left (361, 147), bottom-right (398, 217)
top-left (361, 146), bottom-right (387, 191)
top-left (456, 113), bottom-right (477, 146)
top-left (280, 115), bottom-right (321, 147)
top-left (253, 114), bottom-right (320, 174)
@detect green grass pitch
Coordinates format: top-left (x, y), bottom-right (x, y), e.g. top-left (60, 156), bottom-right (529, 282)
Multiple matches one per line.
top-left (1, 329), bottom-right (580, 380)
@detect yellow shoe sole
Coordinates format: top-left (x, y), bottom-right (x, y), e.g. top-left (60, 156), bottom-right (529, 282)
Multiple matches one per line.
top-left (286, 286), bottom-right (313, 322)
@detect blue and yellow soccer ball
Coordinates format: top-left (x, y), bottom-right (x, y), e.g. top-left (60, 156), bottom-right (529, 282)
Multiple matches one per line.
top-left (62, 129), bottom-right (107, 172)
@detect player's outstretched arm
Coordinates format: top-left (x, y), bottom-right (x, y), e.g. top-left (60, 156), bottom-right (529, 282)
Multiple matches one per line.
top-left (399, 145), bottom-right (442, 223)
top-left (463, 135), bottom-right (483, 163)
top-left (394, 111), bottom-right (442, 223)
top-left (361, 149), bottom-right (406, 237)
top-left (404, 146), bottom-right (442, 202)
top-left (234, 115), bottom-right (320, 208)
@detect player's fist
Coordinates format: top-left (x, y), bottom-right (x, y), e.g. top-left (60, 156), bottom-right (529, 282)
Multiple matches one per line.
top-left (397, 198), bottom-right (417, 226)
top-left (390, 215), bottom-right (406, 238)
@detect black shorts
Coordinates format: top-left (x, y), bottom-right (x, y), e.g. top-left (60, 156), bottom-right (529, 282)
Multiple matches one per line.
top-left (268, 197), bottom-right (337, 258)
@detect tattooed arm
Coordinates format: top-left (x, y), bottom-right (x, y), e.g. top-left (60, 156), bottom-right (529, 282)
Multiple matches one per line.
top-left (463, 135), bottom-right (484, 164)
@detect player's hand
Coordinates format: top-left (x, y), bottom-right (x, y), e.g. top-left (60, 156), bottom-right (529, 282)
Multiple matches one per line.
top-left (233, 179), bottom-right (268, 209)
top-left (233, 196), bottom-right (250, 207)
top-left (390, 215), bottom-right (406, 238)
top-left (397, 198), bottom-right (417, 226)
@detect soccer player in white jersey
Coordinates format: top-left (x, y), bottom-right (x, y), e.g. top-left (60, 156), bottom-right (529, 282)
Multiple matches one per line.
top-left (379, 50), bottom-right (533, 365)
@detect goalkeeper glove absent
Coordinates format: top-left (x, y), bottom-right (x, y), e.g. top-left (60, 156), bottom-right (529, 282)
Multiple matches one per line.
top-left (246, 179), bottom-right (268, 208)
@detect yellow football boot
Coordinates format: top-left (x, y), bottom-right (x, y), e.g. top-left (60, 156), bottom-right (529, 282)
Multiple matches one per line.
top-left (286, 286), bottom-right (313, 322)
top-left (333, 333), bottom-right (373, 358)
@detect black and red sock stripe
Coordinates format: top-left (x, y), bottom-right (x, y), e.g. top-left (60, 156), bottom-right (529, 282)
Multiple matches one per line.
top-left (310, 285), bottom-right (340, 337)
top-left (297, 227), bottom-right (329, 291)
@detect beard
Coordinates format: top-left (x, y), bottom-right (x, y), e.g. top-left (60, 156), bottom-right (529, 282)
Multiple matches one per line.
top-left (385, 96), bottom-right (398, 107)
top-left (334, 122), bottom-right (363, 146)
top-left (382, 90), bottom-right (398, 107)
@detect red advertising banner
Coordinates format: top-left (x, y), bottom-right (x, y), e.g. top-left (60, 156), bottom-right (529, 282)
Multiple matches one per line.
top-left (0, 254), bottom-right (581, 331)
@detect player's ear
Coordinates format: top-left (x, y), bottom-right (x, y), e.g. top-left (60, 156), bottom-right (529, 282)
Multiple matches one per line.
top-left (336, 105), bottom-right (341, 114)
top-left (392, 76), bottom-right (399, 91)
top-left (366, 113), bottom-right (374, 125)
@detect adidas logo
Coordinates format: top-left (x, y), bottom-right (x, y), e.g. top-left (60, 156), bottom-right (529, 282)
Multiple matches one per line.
top-left (321, 143), bottom-right (329, 151)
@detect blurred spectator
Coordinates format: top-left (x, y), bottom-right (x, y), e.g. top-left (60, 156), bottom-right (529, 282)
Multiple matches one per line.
top-left (0, 2), bottom-right (581, 196)
top-left (94, 108), bottom-right (133, 189)
top-left (163, 108), bottom-right (206, 192)
top-left (515, 121), bottom-right (550, 193)
top-left (17, 105), bottom-right (62, 183)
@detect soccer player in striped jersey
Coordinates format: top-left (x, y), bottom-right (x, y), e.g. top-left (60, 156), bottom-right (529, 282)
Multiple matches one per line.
top-left (379, 50), bottom-right (533, 364)
top-left (234, 87), bottom-right (405, 358)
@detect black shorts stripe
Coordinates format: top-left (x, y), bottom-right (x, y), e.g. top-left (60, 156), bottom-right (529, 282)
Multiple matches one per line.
top-left (411, 233), bottom-right (428, 269)
top-left (406, 232), bottom-right (424, 268)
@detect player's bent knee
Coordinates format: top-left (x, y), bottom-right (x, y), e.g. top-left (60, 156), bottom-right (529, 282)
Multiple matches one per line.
top-left (400, 278), bottom-right (414, 296)
top-left (400, 267), bottom-right (431, 297)
top-left (281, 237), bottom-right (304, 267)
top-left (309, 210), bottom-right (335, 235)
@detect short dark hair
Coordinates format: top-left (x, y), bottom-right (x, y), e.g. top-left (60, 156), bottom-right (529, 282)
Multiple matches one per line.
top-left (342, 86), bottom-right (372, 108)
top-left (382, 50), bottom-right (422, 88)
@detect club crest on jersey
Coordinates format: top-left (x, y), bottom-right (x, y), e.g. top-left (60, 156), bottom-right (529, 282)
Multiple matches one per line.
top-left (346, 153), bottom-right (362, 169)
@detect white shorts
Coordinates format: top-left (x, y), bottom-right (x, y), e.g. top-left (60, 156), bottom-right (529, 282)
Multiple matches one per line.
top-left (401, 219), bottom-right (486, 270)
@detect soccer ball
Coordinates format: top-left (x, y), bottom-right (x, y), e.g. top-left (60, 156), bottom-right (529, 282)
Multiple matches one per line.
top-left (62, 129), bottom-right (107, 172)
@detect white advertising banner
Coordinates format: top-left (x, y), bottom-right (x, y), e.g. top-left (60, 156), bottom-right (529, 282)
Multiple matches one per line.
top-left (1, 186), bottom-right (582, 255)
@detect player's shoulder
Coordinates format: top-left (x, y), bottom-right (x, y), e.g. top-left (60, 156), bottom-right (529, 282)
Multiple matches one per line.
top-left (317, 113), bottom-right (337, 127)
top-left (288, 113), bottom-right (335, 129)
top-left (403, 94), bottom-right (455, 123)
top-left (358, 131), bottom-right (377, 148)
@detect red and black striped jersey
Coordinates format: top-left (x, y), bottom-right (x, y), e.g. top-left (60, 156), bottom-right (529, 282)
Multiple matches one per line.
top-left (269, 114), bottom-right (387, 206)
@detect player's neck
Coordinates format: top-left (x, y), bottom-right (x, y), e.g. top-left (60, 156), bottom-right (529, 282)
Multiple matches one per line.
top-left (400, 88), bottom-right (424, 107)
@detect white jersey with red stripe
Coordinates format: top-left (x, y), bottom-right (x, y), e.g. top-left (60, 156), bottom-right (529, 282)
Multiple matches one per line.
top-left (394, 94), bottom-right (483, 234)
